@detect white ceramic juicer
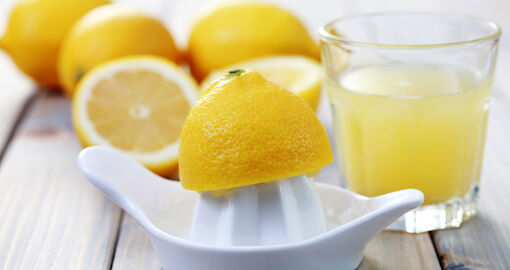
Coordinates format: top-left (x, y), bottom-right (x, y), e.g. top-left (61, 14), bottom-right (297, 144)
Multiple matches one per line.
top-left (78, 146), bottom-right (424, 270)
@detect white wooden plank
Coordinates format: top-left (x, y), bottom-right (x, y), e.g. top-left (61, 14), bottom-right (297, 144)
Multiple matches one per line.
top-left (0, 94), bottom-right (122, 269)
top-left (111, 215), bottom-right (160, 270)
top-left (360, 232), bottom-right (441, 270)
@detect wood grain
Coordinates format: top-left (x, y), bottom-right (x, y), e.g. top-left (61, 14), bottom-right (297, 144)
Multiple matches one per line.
top-left (431, 90), bottom-right (510, 270)
top-left (0, 94), bottom-right (122, 269)
top-left (111, 214), bottom-right (160, 270)
top-left (360, 232), bottom-right (441, 270)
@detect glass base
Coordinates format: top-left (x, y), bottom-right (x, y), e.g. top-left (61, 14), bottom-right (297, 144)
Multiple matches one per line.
top-left (386, 184), bottom-right (479, 233)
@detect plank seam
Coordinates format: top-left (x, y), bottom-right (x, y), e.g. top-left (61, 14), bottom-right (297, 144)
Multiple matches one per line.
top-left (108, 211), bottom-right (125, 270)
top-left (0, 90), bottom-right (39, 164)
top-left (429, 231), bottom-right (445, 270)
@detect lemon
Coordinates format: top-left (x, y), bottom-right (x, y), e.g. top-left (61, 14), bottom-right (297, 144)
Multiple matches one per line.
top-left (201, 56), bottom-right (322, 111)
top-left (179, 69), bottom-right (333, 191)
top-left (0, 0), bottom-right (109, 87)
top-left (73, 56), bottom-right (199, 176)
top-left (59, 4), bottom-right (180, 96)
top-left (187, 2), bottom-right (320, 81)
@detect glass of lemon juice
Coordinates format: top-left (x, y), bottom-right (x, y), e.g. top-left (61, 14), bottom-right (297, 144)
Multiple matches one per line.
top-left (319, 13), bottom-right (500, 232)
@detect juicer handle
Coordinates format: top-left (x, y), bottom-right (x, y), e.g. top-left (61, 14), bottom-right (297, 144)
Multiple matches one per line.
top-left (77, 146), bottom-right (183, 216)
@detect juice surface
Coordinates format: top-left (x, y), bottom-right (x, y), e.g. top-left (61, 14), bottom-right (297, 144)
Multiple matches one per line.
top-left (328, 64), bottom-right (491, 204)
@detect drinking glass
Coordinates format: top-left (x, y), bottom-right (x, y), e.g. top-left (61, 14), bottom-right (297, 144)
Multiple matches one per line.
top-left (319, 12), bottom-right (500, 232)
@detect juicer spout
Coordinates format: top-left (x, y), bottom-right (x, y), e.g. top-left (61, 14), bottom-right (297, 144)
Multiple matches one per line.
top-left (331, 189), bottom-right (424, 247)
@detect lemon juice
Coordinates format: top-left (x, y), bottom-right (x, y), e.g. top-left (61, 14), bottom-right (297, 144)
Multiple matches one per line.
top-left (328, 64), bottom-right (492, 205)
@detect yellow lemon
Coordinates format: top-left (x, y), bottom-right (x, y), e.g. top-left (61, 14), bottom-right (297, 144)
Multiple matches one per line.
top-left (179, 69), bottom-right (333, 191)
top-left (187, 2), bottom-right (320, 81)
top-left (73, 56), bottom-right (199, 176)
top-left (59, 4), bottom-right (180, 96)
top-left (201, 55), bottom-right (322, 111)
top-left (0, 0), bottom-right (109, 88)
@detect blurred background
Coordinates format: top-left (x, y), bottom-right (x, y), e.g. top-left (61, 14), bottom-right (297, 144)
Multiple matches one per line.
top-left (0, 0), bottom-right (508, 80)
top-left (0, 0), bottom-right (507, 184)
top-left (2, 0), bottom-right (507, 47)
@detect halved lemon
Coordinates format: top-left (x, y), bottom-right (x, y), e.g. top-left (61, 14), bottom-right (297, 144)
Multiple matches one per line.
top-left (200, 55), bottom-right (323, 110)
top-left (180, 69), bottom-right (333, 191)
top-left (73, 56), bottom-right (199, 176)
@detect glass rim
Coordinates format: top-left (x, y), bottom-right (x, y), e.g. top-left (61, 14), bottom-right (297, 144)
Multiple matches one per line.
top-left (319, 11), bottom-right (502, 49)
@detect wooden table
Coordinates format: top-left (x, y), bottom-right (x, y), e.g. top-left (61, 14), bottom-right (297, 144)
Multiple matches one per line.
top-left (1, 0), bottom-right (510, 269)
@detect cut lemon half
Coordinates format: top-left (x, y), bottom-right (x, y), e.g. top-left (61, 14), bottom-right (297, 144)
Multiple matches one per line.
top-left (73, 56), bottom-right (199, 176)
top-left (200, 55), bottom-right (322, 110)
top-left (180, 69), bottom-right (333, 191)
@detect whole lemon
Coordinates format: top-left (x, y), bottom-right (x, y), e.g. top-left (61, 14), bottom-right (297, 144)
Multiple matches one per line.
top-left (187, 3), bottom-right (320, 81)
top-left (0, 0), bottom-right (110, 88)
top-left (58, 4), bottom-right (180, 96)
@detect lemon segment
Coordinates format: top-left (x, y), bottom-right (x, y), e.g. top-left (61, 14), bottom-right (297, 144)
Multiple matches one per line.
top-left (201, 56), bottom-right (323, 111)
top-left (179, 70), bottom-right (333, 191)
top-left (73, 56), bottom-right (199, 176)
